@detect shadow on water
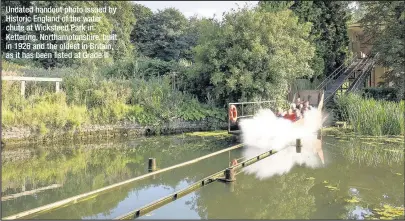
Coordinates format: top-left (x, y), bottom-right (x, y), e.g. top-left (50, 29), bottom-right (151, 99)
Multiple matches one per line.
top-left (1, 135), bottom-right (403, 219)
top-left (1, 133), bottom-right (237, 218)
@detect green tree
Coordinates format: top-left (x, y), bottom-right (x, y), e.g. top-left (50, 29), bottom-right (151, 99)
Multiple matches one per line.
top-left (258, 1), bottom-right (294, 12)
top-left (1, 0), bottom-right (33, 64)
top-left (131, 3), bottom-right (153, 56)
top-left (189, 7), bottom-right (315, 107)
top-left (259, 1), bottom-right (351, 79)
top-left (180, 16), bottom-right (206, 61)
top-left (2, 1), bottom-right (114, 68)
top-left (132, 8), bottom-right (189, 61)
top-left (2, 1), bottom-right (137, 68)
top-left (359, 1), bottom-right (405, 100)
top-left (96, 1), bottom-right (136, 60)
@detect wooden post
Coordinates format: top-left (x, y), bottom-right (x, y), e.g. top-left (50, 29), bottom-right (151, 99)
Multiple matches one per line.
top-left (224, 168), bottom-right (235, 182)
top-left (148, 158), bottom-right (156, 172)
top-left (296, 139), bottom-right (302, 153)
top-left (21, 81), bottom-right (26, 97)
top-left (55, 82), bottom-right (60, 93)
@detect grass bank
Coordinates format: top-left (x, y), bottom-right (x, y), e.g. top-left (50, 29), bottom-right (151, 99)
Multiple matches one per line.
top-left (335, 94), bottom-right (404, 136)
top-left (1, 61), bottom-right (226, 139)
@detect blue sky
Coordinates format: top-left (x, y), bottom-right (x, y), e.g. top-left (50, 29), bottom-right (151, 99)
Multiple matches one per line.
top-left (134, 1), bottom-right (258, 20)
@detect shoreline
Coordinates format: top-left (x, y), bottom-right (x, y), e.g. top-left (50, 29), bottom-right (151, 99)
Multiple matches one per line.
top-left (1, 118), bottom-right (227, 147)
top-left (3, 121), bottom-right (403, 147)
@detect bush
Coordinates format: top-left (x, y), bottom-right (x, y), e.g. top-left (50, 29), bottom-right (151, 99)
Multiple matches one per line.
top-left (362, 87), bottom-right (399, 101)
top-left (103, 57), bottom-right (182, 80)
top-left (2, 92), bottom-right (89, 132)
top-left (2, 61), bottom-right (226, 134)
top-left (337, 94), bottom-right (404, 136)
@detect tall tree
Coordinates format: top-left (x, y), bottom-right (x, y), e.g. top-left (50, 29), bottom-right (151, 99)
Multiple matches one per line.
top-left (359, 1), bottom-right (405, 100)
top-left (258, 1), bottom-right (294, 12)
top-left (259, 1), bottom-right (351, 79)
top-left (2, 1), bottom-right (137, 68)
top-left (1, 0), bottom-right (33, 61)
top-left (96, 1), bottom-right (136, 60)
top-left (188, 7), bottom-right (315, 107)
top-left (131, 3), bottom-right (153, 56)
top-left (132, 8), bottom-right (189, 61)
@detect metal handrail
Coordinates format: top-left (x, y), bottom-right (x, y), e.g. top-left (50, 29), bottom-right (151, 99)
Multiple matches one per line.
top-left (228, 101), bottom-right (276, 105)
top-left (316, 55), bottom-right (357, 90)
top-left (324, 56), bottom-right (371, 102)
top-left (349, 57), bottom-right (378, 93)
top-left (348, 64), bottom-right (372, 92)
top-left (227, 100), bottom-right (279, 133)
top-left (347, 53), bottom-right (379, 93)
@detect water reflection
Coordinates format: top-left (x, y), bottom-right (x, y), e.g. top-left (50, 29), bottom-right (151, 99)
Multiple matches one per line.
top-left (2, 135), bottom-right (403, 219)
top-left (32, 150), bottom-right (240, 219)
top-left (192, 171), bottom-right (317, 219)
top-left (139, 137), bottom-right (404, 220)
top-left (1, 134), bottom-right (235, 217)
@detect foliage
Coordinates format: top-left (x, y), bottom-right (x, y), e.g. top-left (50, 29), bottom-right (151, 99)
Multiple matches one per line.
top-left (189, 6), bottom-right (315, 107)
top-left (131, 3), bottom-right (153, 56)
top-left (2, 1), bottom-right (115, 68)
top-left (2, 64), bottom-right (224, 133)
top-left (2, 91), bottom-right (89, 132)
top-left (130, 76), bottom-right (224, 123)
top-left (132, 8), bottom-right (191, 61)
top-left (258, 1), bottom-right (294, 12)
top-left (362, 87), bottom-right (399, 101)
top-left (358, 1), bottom-right (405, 100)
top-left (337, 94), bottom-right (404, 136)
top-left (95, 1), bottom-right (136, 60)
top-left (259, 1), bottom-right (351, 78)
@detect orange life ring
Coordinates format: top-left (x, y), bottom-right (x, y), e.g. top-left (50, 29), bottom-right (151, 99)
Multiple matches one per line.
top-left (229, 105), bottom-right (238, 123)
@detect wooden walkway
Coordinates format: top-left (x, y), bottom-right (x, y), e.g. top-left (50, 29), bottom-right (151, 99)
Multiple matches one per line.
top-left (115, 149), bottom-right (279, 220)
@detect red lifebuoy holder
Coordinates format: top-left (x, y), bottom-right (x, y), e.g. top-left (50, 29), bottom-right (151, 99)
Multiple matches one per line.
top-left (229, 105), bottom-right (238, 123)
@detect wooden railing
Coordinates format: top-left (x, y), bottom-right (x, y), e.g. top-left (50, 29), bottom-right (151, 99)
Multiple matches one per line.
top-left (1, 76), bottom-right (63, 96)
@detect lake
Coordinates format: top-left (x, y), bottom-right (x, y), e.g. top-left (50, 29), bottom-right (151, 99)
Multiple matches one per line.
top-left (1, 132), bottom-right (403, 219)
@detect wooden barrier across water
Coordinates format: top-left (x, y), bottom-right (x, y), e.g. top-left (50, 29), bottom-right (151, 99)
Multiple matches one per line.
top-left (3, 143), bottom-right (243, 220)
top-left (115, 149), bottom-right (279, 220)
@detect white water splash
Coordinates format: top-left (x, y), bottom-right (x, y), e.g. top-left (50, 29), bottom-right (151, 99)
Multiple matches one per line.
top-left (239, 108), bottom-right (325, 179)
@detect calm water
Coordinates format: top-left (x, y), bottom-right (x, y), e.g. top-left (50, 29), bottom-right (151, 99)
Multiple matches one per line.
top-left (1, 133), bottom-right (404, 219)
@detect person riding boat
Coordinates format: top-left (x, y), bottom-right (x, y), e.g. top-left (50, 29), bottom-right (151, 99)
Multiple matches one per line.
top-left (295, 97), bottom-right (301, 109)
top-left (298, 103), bottom-right (304, 111)
top-left (284, 108), bottom-right (296, 122)
top-left (303, 100), bottom-right (312, 110)
top-left (294, 109), bottom-right (302, 121)
top-left (276, 107), bottom-right (285, 118)
top-left (301, 106), bottom-right (309, 116)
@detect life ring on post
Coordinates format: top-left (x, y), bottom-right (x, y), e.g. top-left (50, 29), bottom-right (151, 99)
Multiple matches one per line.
top-left (229, 105), bottom-right (238, 123)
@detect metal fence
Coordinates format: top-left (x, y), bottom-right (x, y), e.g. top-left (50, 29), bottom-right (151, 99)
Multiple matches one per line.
top-left (227, 100), bottom-right (277, 133)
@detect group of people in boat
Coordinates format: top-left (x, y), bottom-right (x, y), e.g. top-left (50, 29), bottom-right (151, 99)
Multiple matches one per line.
top-left (276, 98), bottom-right (312, 122)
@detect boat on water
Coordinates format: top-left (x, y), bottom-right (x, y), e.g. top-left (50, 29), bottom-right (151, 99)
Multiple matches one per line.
top-left (228, 90), bottom-right (325, 164)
